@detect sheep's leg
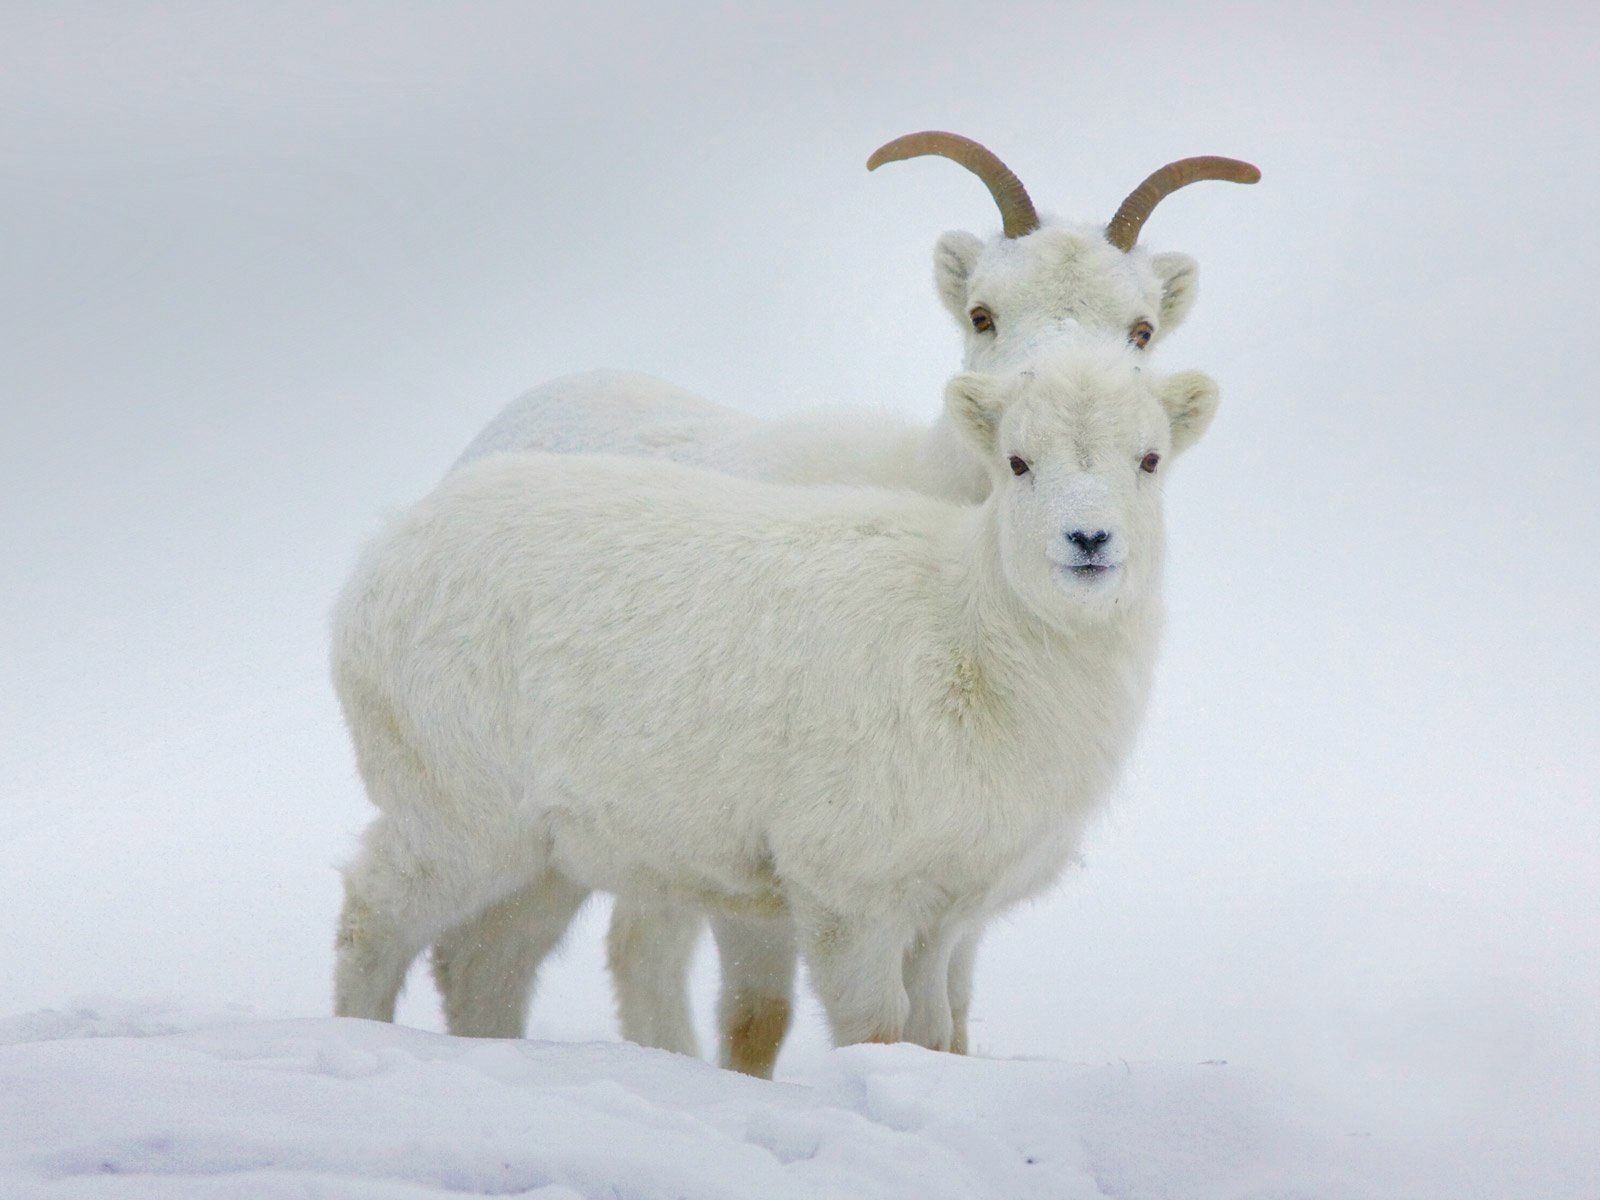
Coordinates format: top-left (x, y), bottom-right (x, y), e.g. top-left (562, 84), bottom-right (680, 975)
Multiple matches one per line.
top-left (432, 871), bottom-right (590, 1038)
top-left (902, 925), bottom-right (960, 1052)
top-left (334, 814), bottom-right (515, 1023)
top-left (795, 906), bottom-right (911, 1048)
top-left (709, 912), bottom-right (796, 1078)
top-left (946, 928), bottom-right (982, 1055)
top-left (607, 896), bottom-right (703, 1057)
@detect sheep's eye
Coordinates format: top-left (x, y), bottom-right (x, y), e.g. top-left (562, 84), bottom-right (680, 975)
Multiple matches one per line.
top-left (970, 306), bottom-right (995, 334)
top-left (1009, 455), bottom-right (1030, 476)
top-left (1129, 320), bottom-right (1154, 349)
top-left (1140, 451), bottom-right (1161, 474)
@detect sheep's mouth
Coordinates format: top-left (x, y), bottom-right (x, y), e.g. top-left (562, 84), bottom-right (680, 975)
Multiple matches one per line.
top-left (1054, 561), bottom-right (1119, 587)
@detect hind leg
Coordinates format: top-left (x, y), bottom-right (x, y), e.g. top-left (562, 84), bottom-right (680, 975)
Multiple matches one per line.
top-left (334, 813), bottom-right (524, 1023)
top-left (711, 912), bottom-right (796, 1077)
top-left (607, 895), bottom-right (703, 1057)
top-left (432, 871), bottom-right (591, 1038)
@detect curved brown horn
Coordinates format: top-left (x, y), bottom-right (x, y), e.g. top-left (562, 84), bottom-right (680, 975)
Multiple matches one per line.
top-left (1105, 156), bottom-right (1261, 251)
top-left (867, 131), bottom-right (1040, 239)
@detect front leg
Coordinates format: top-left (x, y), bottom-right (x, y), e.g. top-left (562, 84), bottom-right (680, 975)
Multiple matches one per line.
top-left (902, 923), bottom-right (962, 1052)
top-left (793, 903), bottom-right (911, 1047)
top-left (946, 927), bottom-right (983, 1055)
top-left (710, 912), bottom-right (795, 1078)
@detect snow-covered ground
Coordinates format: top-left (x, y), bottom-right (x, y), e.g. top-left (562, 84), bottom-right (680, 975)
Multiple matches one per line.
top-left (0, 1002), bottom-right (1529, 1198)
top-left (3, 4), bottom-right (1596, 1197)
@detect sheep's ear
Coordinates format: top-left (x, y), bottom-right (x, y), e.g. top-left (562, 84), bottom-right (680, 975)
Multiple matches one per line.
top-left (1150, 252), bottom-right (1199, 341)
top-left (934, 231), bottom-right (985, 323)
top-left (1157, 370), bottom-right (1219, 455)
top-left (945, 372), bottom-right (1004, 456)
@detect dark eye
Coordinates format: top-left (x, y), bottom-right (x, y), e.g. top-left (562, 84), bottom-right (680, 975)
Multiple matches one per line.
top-left (1140, 452), bottom-right (1161, 474)
top-left (970, 306), bottom-right (995, 334)
top-left (1129, 320), bottom-right (1154, 349)
top-left (1009, 455), bottom-right (1030, 476)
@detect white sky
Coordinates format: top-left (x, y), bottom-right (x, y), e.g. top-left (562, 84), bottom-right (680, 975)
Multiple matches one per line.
top-left (2, 2), bottom-right (1596, 1181)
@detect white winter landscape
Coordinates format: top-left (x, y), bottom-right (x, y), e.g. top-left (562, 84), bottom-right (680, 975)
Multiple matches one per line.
top-left (2, 4), bottom-right (1596, 1198)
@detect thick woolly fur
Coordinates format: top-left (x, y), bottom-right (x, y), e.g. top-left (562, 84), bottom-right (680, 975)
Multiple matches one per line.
top-left (403, 217), bottom-right (1211, 1074)
top-left (332, 344), bottom-right (1219, 1062)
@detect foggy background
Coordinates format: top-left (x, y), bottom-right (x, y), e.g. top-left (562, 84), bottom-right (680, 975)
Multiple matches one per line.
top-left (3, 2), bottom-right (1595, 1188)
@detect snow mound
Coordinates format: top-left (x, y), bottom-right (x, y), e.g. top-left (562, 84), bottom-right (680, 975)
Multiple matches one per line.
top-left (0, 1006), bottom-right (1388, 1199)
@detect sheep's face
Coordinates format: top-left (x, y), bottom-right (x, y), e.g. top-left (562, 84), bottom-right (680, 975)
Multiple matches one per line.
top-left (934, 221), bottom-right (1197, 372)
top-left (946, 344), bottom-right (1218, 626)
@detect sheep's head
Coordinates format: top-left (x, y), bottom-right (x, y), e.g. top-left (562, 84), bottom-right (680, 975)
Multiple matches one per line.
top-left (868, 133), bottom-right (1258, 371)
top-left (945, 343), bottom-right (1219, 624)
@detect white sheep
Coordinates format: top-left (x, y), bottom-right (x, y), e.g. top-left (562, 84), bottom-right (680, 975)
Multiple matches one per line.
top-left (436, 134), bottom-right (1256, 1073)
top-left (331, 342), bottom-right (1220, 1070)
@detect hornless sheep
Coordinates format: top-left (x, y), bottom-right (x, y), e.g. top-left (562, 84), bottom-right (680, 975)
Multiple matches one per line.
top-left (438, 134), bottom-right (1256, 1073)
top-left (331, 342), bottom-right (1220, 1068)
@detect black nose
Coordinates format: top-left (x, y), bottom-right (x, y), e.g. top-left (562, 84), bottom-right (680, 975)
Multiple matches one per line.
top-left (1066, 529), bottom-right (1112, 554)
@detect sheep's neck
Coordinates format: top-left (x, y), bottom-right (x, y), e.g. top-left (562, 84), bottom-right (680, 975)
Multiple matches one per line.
top-left (946, 503), bottom-right (1162, 748)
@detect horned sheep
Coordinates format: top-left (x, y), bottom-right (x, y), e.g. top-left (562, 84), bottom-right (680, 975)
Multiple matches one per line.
top-left (436, 134), bottom-right (1255, 1073)
top-left (331, 342), bottom-right (1220, 1066)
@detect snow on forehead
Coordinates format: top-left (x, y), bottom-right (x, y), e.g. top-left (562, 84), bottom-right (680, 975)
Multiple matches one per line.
top-left (974, 224), bottom-right (1157, 326)
top-left (1003, 342), bottom-right (1151, 440)
top-left (983, 220), bottom-right (1146, 280)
